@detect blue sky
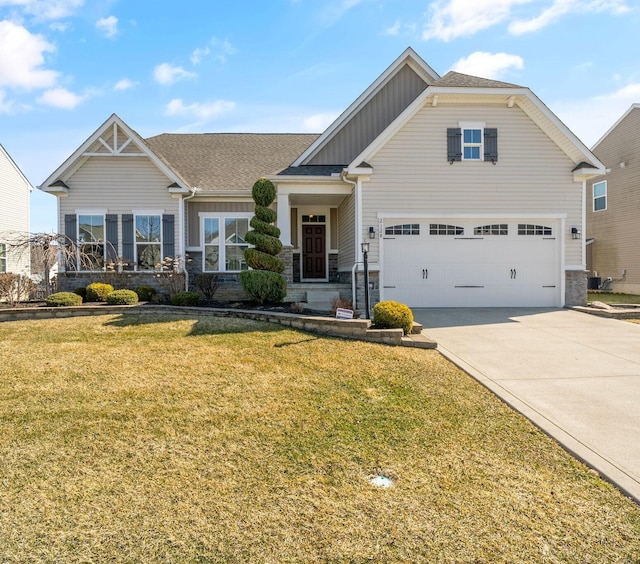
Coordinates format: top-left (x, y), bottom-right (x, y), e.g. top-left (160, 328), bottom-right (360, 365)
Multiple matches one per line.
top-left (0, 0), bottom-right (638, 233)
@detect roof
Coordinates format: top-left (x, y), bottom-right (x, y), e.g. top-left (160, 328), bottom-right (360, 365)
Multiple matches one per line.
top-left (277, 164), bottom-right (345, 177)
top-left (145, 133), bottom-right (318, 191)
top-left (433, 71), bottom-right (522, 89)
top-left (592, 103), bottom-right (640, 151)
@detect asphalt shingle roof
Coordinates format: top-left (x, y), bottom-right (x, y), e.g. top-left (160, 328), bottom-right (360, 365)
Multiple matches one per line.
top-left (433, 71), bottom-right (523, 89)
top-left (277, 164), bottom-right (346, 176)
top-left (144, 133), bottom-right (318, 191)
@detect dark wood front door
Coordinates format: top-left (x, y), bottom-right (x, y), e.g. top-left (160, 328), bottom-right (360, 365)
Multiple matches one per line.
top-left (302, 225), bottom-right (326, 279)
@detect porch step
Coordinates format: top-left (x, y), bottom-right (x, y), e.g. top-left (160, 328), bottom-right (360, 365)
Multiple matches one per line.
top-left (305, 288), bottom-right (340, 312)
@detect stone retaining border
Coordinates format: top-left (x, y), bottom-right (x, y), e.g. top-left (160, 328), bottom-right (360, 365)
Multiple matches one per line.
top-left (0, 304), bottom-right (437, 349)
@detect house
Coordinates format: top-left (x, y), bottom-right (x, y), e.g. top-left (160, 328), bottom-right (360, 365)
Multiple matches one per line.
top-left (586, 104), bottom-right (640, 294)
top-left (0, 143), bottom-right (32, 275)
top-left (40, 48), bottom-right (605, 308)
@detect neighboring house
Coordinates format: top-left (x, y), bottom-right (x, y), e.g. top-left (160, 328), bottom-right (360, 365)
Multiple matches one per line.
top-left (40, 48), bottom-right (604, 308)
top-left (586, 104), bottom-right (640, 294)
top-left (0, 144), bottom-right (32, 275)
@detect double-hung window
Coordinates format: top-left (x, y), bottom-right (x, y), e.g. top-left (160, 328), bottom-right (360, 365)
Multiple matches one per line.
top-left (135, 214), bottom-right (162, 270)
top-left (593, 181), bottom-right (607, 211)
top-left (0, 243), bottom-right (6, 273)
top-left (461, 123), bottom-right (483, 160)
top-left (202, 214), bottom-right (251, 272)
top-left (78, 214), bottom-right (105, 270)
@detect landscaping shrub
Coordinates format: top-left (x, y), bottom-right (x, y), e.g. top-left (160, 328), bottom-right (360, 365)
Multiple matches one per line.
top-left (170, 291), bottom-right (200, 306)
top-left (73, 287), bottom-right (87, 302)
top-left (241, 177), bottom-right (286, 303)
top-left (373, 300), bottom-right (414, 334)
top-left (106, 289), bottom-right (139, 305)
top-left (194, 273), bottom-right (220, 301)
top-left (46, 292), bottom-right (83, 307)
top-left (330, 296), bottom-right (358, 318)
top-left (86, 282), bottom-right (114, 302)
top-left (135, 285), bottom-right (156, 302)
top-left (240, 270), bottom-right (287, 304)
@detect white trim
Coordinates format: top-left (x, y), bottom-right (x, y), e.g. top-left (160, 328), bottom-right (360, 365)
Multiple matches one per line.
top-left (297, 206), bottom-right (332, 282)
top-left (39, 113), bottom-right (190, 191)
top-left (76, 212), bottom-right (107, 272)
top-left (459, 121), bottom-right (485, 161)
top-left (199, 212), bottom-right (253, 273)
top-left (593, 180), bottom-right (607, 212)
top-left (133, 213), bottom-right (163, 271)
top-left (293, 48), bottom-right (440, 167)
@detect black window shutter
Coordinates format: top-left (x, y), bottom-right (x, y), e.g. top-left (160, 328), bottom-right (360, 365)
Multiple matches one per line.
top-left (162, 214), bottom-right (175, 260)
top-left (105, 214), bottom-right (118, 263)
top-left (64, 214), bottom-right (77, 270)
top-left (447, 128), bottom-right (462, 162)
top-left (122, 214), bottom-right (134, 266)
top-left (484, 128), bottom-right (498, 162)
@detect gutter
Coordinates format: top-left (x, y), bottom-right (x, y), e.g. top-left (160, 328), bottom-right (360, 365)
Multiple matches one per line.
top-left (180, 187), bottom-right (198, 291)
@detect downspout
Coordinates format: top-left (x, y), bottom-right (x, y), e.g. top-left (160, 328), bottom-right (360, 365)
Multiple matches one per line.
top-left (340, 170), bottom-right (359, 306)
top-left (181, 187), bottom-right (198, 291)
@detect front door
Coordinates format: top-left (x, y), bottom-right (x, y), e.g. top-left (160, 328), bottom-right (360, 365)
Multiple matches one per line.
top-left (302, 225), bottom-right (326, 279)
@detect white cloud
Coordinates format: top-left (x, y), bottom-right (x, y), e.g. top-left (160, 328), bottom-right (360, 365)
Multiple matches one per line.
top-left (552, 82), bottom-right (640, 148)
top-left (0, 20), bottom-right (58, 89)
top-left (384, 19), bottom-right (401, 36)
top-left (36, 87), bottom-right (84, 109)
top-left (451, 51), bottom-right (524, 79)
top-left (96, 15), bottom-right (118, 38)
top-left (153, 63), bottom-right (196, 85)
top-left (316, 0), bottom-right (365, 26)
top-left (0, 0), bottom-right (84, 20)
top-left (165, 98), bottom-right (236, 121)
top-left (114, 78), bottom-right (136, 91)
top-left (49, 21), bottom-right (71, 32)
top-left (423, 0), bottom-right (631, 41)
top-left (0, 90), bottom-right (15, 113)
top-left (190, 47), bottom-right (210, 65)
top-left (302, 112), bottom-right (339, 132)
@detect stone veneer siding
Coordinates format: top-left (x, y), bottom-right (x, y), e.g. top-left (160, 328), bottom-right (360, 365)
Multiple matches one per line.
top-left (57, 271), bottom-right (186, 298)
top-left (565, 270), bottom-right (587, 307)
top-left (185, 251), bottom-right (249, 301)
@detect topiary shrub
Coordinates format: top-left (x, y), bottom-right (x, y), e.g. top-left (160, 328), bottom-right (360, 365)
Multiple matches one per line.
top-left (86, 282), bottom-right (114, 302)
top-left (135, 285), bottom-right (156, 302)
top-left (240, 270), bottom-right (287, 304)
top-left (170, 291), bottom-right (200, 306)
top-left (373, 300), bottom-right (414, 335)
top-left (241, 177), bottom-right (287, 304)
top-left (73, 287), bottom-right (87, 302)
top-left (106, 289), bottom-right (139, 305)
top-left (46, 292), bottom-right (83, 307)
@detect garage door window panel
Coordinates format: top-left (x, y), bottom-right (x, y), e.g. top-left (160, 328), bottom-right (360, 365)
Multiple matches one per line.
top-left (385, 224), bottom-right (420, 236)
top-left (430, 224), bottom-right (464, 236)
top-left (474, 224), bottom-right (508, 235)
top-left (518, 224), bottom-right (552, 236)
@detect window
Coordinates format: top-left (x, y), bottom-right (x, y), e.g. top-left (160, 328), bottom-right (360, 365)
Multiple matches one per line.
top-left (474, 224), bottom-right (508, 235)
top-left (0, 243), bottom-right (6, 273)
top-left (593, 181), bottom-right (607, 211)
top-left (518, 224), bottom-right (552, 236)
top-left (385, 224), bottom-right (420, 236)
top-left (430, 224), bottom-right (464, 236)
top-left (135, 215), bottom-right (162, 270)
top-left (302, 215), bottom-right (326, 223)
top-left (202, 215), bottom-right (251, 272)
top-left (78, 214), bottom-right (105, 270)
top-left (463, 128), bottom-right (482, 160)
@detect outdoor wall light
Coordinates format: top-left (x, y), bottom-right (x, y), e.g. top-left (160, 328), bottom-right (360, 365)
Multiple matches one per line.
top-left (369, 226), bottom-right (376, 239)
top-left (571, 227), bottom-right (581, 240)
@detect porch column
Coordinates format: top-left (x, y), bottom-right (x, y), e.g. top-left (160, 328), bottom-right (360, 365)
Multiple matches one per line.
top-left (277, 190), bottom-right (291, 246)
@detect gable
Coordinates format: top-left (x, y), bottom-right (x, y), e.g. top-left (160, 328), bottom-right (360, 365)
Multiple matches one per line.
top-left (592, 105), bottom-right (640, 164)
top-left (305, 64), bottom-right (430, 165)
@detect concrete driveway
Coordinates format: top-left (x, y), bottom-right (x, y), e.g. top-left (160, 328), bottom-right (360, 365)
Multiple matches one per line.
top-left (413, 307), bottom-right (640, 503)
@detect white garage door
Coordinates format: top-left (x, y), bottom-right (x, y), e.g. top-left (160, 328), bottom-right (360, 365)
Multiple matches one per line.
top-left (382, 219), bottom-right (561, 307)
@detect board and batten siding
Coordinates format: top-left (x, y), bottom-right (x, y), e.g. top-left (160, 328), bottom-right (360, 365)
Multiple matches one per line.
top-left (587, 107), bottom-right (640, 292)
top-left (58, 156), bottom-right (180, 258)
top-left (0, 148), bottom-right (31, 274)
top-left (362, 102), bottom-right (582, 266)
top-left (307, 65), bottom-right (428, 166)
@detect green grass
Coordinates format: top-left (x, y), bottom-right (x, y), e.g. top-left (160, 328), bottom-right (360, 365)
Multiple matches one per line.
top-left (588, 290), bottom-right (640, 304)
top-left (1, 313), bottom-right (639, 562)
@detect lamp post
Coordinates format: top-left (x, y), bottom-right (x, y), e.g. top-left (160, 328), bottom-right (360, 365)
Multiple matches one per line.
top-left (361, 241), bottom-right (370, 320)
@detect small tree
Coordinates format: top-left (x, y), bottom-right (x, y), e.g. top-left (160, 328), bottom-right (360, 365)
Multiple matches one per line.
top-left (240, 178), bottom-right (286, 303)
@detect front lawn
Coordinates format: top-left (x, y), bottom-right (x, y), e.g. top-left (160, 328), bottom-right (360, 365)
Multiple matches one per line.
top-left (0, 314), bottom-right (639, 562)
